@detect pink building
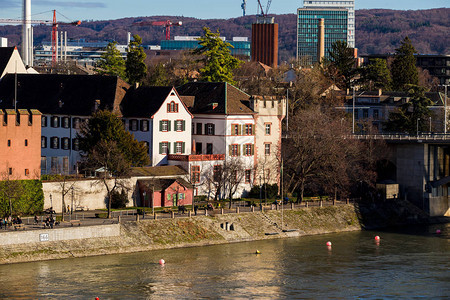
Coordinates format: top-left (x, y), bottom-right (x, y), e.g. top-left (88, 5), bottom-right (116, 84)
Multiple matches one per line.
top-left (138, 178), bottom-right (193, 208)
top-left (0, 109), bottom-right (41, 180)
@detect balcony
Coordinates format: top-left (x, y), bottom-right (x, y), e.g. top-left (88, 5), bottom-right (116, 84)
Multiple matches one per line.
top-left (168, 154), bottom-right (225, 162)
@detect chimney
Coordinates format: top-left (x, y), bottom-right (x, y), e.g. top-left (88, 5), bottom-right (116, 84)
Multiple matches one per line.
top-left (22, 0), bottom-right (31, 66)
top-left (317, 18), bottom-right (325, 64)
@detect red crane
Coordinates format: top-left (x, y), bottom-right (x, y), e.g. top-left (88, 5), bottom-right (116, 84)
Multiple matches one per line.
top-left (133, 20), bottom-right (182, 40)
top-left (0, 10), bottom-right (81, 65)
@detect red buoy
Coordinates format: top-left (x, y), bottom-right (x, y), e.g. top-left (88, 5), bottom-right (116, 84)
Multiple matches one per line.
top-left (375, 236), bottom-right (380, 241)
top-left (326, 241), bottom-right (332, 246)
top-left (159, 259), bottom-right (165, 265)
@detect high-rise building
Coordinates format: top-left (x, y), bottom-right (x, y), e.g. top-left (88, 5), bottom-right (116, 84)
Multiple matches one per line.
top-left (303, 0), bottom-right (355, 48)
top-left (297, 8), bottom-right (348, 64)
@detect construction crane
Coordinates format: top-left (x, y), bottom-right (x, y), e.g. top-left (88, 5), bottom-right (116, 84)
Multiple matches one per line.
top-left (257, 0), bottom-right (273, 17)
top-left (0, 10), bottom-right (81, 65)
top-left (242, 0), bottom-right (247, 16)
top-left (133, 20), bottom-right (182, 40)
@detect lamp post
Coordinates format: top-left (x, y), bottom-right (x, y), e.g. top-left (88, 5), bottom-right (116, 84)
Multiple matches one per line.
top-left (50, 194), bottom-right (52, 209)
top-left (417, 118), bottom-right (420, 136)
top-left (142, 191), bottom-right (146, 219)
top-left (259, 176), bottom-right (262, 210)
top-left (70, 186), bottom-right (74, 221)
top-left (444, 85), bottom-right (448, 134)
top-left (429, 116), bottom-right (432, 133)
top-left (352, 87), bottom-right (355, 134)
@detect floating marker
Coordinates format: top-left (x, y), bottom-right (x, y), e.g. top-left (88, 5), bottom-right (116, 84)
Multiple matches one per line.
top-left (375, 236), bottom-right (380, 241)
top-left (326, 241), bottom-right (332, 246)
top-left (436, 229), bottom-right (441, 234)
top-left (159, 259), bottom-right (165, 265)
top-left (255, 250), bottom-right (261, 254)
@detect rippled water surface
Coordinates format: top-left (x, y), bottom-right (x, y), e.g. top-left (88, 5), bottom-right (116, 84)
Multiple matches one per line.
top-left (0, 223), bottom-right (449, 299)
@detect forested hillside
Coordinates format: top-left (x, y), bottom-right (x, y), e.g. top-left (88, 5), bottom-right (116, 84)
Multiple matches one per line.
top-left (0, 8), bottom-right (448, 62)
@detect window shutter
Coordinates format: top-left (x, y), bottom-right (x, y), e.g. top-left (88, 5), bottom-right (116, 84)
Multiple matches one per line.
top-left (242, 145), bottom-right (245, 155)
top-left (140, 120), bottom-right (144, 131)
top-left (238, 144), bottom-right (240, 156)
top-left (238, 124), bottom-right (242, 135)
top-left (251, 144), bottom-right (255, 155)
top-left (159, 120), bottom-right (163, 131)
top-left (182, 120), bottom-right (185, 131)
top-left (159, 143), bottom-right (163, 154)
top-left (229, 145), bottom-right (232, 156)
top-left (212, 124), bottom-right (215, 135)
top-left (168, 120), bottom-right (171, 131)
top-left (205, 124), bottom-right (208, 135)
top-left (167, 142), bottom-right (171, 154)
top-left (182, 142), bottom-right (185, 153)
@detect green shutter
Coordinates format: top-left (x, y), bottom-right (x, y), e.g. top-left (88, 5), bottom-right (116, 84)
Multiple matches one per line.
top-left (159, 120), bottom-right (163, 131)
top-left (229, 145), bottom-right (232, 156)
top-left (182, 142), bottom-right (185, 153)
top-left (212, 124), bottom-right (215, 135)
top-left (168, 120), bottom-right (171, 131)
top-left (159, 143), bottom-right (163, 154)
top-left (182, 120), bottom-right (185, 131)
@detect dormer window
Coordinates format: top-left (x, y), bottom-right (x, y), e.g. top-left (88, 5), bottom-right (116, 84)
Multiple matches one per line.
top-left (167, 101), bottom-right (179, 113)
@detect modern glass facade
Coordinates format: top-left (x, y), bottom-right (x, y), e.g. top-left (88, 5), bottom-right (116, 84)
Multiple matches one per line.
top-left (303, 0), bottom-right (354, 48)
top-left (161, 39), bottom-right (251, 59)
top-left (297, 8), bottom-right (348, 65)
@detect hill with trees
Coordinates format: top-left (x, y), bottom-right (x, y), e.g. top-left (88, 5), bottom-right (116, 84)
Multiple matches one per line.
top-left (0, 8), bottom-right (448, 63)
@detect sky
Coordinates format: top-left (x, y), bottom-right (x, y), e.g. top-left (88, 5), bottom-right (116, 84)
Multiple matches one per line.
top-left (0, 0), bottom-right (448, 21)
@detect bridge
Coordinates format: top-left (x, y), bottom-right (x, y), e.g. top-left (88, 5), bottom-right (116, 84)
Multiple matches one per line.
top-left (353, 133), bottom-right (450, 217)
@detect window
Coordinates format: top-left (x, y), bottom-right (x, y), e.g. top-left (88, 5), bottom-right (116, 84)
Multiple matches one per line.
top-left (41, 137), bottom-right (47, 148)
top-left (7, 139), bottom-right (11, 147)
top-left (130, 119), bottom-right (138, 131)
top-left (72, 138), bottom-right (79, 151)
top-left (25, 139), bottom-right (28, 147)
top-left (41, 157), bottom-right (47, 171)
top-left (175, 141), bottom-right (185, 154)
top-left (245, 170), bottom-right (251, 183)
top-left (205, 123), bottom-right (215, 135)
top-left (62, 138), bottom-right (70, 150)
top-left (231, 124), bottom-right (239, 135)
top-left (159, 142), bottom-right (169, 155)
top-left (62, 117), bottom-right (70, 128)
top-left (373, 109), bottom-right (379, 120)
top-left (8, 168), bottom-right (12, 175)
top-left (160, 120), bottom-right (170, 132)
top-left (244, 144), bottom-right (254, 156)
top-left (191, 166), bottom-right (200, 183)
top-left (51, 157), bottom-right (58, 172)
top-left (41, 116), bottom-right (48, 127)
top-left (140, 120), bottom-right (149, 132)
top-left (363, 109), bottom-right (369, 119)
top-left (265, 123), bottom-right (271, 135)
top-left (265, 143), bottom-right (271, 156)
top-left (175, 120), bottom-right (185, 131)
top-left (230, 144), bottom-right (239, 156)
top-left (51, 116), bottom-right (59, 128)
top-left (63, 157), bottom-right (69, 173)
top-left (244, 124), bottom-right (254, 135)
top-left (213, 165), bottom-right (222, 182)
top-left (50, 137), bottom-right (59, 149)
top-left (196, 123), bottom-right (202, 135)
top-left (206, 143), bottom-right (213, 154)
top-left (167, 101), bottom-right (179, 112)
top-left (72, 117), bottom-right (81, 129)
top-left (143, 141), bottom-right (150, 153)
top-left (195, 142), bottom-right (202, 155)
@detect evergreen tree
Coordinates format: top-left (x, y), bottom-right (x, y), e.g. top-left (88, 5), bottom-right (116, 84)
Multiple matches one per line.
top-left (361, 58), bottom-right (392, 91)
top-left (384, 85), bottom-right (432, 134)
top-left (95, 41), bottom-right (126, 79)
top-left (194, 27), bottom-right (242, 84)
top-left (324, 40), bottom-right (356, 90)
top-left (126, 34), bottom-right (147, 85)
top-left (78, 110), bottom-right (150, 166)
top-left (391, 37), bottom-right (419, 91)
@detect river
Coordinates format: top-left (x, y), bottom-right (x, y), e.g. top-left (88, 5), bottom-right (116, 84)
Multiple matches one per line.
top-left (0, 223), bottom-right (448, 299)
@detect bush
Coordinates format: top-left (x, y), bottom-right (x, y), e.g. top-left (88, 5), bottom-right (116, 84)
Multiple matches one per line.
top-left (0, 180), bottom-right (44, 217)
top-left (110, 189), bottom-right (128, 209)
top-left (248, 183), bottom-right (279, 199)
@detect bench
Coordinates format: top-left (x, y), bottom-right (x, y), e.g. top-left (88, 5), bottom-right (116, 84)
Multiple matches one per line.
top-left (70, 220), bottom-right (81, 227)
top-left (75, 206), bottom-right (88, 211)
top-left (14, 223), bottom-right (25, 230)
top-left (310, 197), bottom-right (320, 201)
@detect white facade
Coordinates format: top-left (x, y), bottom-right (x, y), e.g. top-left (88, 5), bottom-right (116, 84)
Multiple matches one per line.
top-left (0, 48), bottom-right (30, 79)
top-left (303, 0), bottom-right (355, 48)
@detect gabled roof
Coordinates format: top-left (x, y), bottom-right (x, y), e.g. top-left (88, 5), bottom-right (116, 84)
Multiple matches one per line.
top-left (131, 165), bottom-right (188, 177)
top-left (138, 178), bottom-right (193, 191)
top-left (0, 74), bottom-right (129, 116)
top-left (120, 86), bottom-right (174, 118)
top-left (0, 47), bottom-right (14, 76)
top-left (177, 82), bottom-right (254, 115)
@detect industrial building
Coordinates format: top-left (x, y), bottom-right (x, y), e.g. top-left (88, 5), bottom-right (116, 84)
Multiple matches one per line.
top-left (251, 17), bottom-right (279, 68)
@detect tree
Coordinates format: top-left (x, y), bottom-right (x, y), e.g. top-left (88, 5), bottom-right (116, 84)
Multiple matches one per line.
top-left (126, 34), bottom-right (147, 85)
top-left (95, 41), bottom-right (126, 79)
top-left (146, 62), bottom-right (170, 86)
top-left (361, 58), bottom-right (392, 91)
top-left (194, 27), bottom-right (242, 84)
top-left (78, 110), bottom-right (149, 167)
top-left (324, 41), bottom-right (356, 90)
top-left (84, 140), bottom-right (130, 218)
top-left (384, 85), bottom-right (433, 134)
top-left (391, 37), bottom-right (419, 91)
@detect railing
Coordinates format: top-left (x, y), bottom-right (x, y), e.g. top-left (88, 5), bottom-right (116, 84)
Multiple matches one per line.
top-left (351, 133), bottom-right (450, 141)
top-left (168, 154), bottom-right (226, 161)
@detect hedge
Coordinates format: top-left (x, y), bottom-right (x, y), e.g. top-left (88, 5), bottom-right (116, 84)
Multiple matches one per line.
top-left (0, 180), bottom-right (44, 217)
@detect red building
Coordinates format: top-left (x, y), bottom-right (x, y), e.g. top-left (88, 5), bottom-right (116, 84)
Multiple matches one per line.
top-left (251, 21), bottom-right (279, 68)
top-left (138, 178), bottom-right (193, 208)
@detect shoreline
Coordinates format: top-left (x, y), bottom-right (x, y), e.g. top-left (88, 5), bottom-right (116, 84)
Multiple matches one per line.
top-left (0, 202), bottom-right (446, 265)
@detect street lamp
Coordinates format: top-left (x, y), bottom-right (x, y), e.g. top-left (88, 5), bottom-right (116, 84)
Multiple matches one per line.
top-left (417, 118), bottom-right (420, 136)
top-left (352, 87), bottom-right (355, 134)
top-left (429, 116), bottom-right (432, 133)
top-left (142, 191), bottom-right (146, 219)
top-left (50, 194), bottom-right (52, 209)
top-left (71, 186), bottom-right (74, 215)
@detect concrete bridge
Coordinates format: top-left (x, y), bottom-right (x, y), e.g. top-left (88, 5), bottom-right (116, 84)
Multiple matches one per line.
top-left (354, 134), bottom-right (450, 217)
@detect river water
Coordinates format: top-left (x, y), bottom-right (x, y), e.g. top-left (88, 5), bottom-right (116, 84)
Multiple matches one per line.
top-left (1, 223), bottom-right (449, 299)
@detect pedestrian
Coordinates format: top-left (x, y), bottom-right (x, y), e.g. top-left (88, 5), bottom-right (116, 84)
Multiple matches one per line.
top-left (34, 215), bottom-right (39, 225)
top-left (0, 218), bottom-right (3, 229)
top-left (67, 205), bottom-right (70, 214)
top-left (194, 205), bottom-right (198, 216)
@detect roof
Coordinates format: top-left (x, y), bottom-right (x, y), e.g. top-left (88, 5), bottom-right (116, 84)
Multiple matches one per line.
top-left (130, 165), bottom-right (188, 177)
top-left (0, 74), bottom-right (130, 116)
top-left (120, 86), bottom-right (173, 118)
top-left (138, 178), bottom-right (193, 191)
top-left (177, 82), bottom-right (254, 115)
top-left (0, 47), bottom-right (14, 76)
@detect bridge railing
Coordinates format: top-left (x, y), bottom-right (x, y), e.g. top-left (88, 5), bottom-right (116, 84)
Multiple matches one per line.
top-left (351, 133), bottom-right (450, 141)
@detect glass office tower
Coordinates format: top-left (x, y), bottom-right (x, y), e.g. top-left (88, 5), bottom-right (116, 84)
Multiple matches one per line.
top-left (303, 0), bottom-right (355, 48)
top-left (297, 8), bottom-right (348, 64)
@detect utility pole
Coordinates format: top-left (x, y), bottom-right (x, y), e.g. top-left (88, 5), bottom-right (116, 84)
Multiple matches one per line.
top-left (352, 87), bottom-right (355, 134)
